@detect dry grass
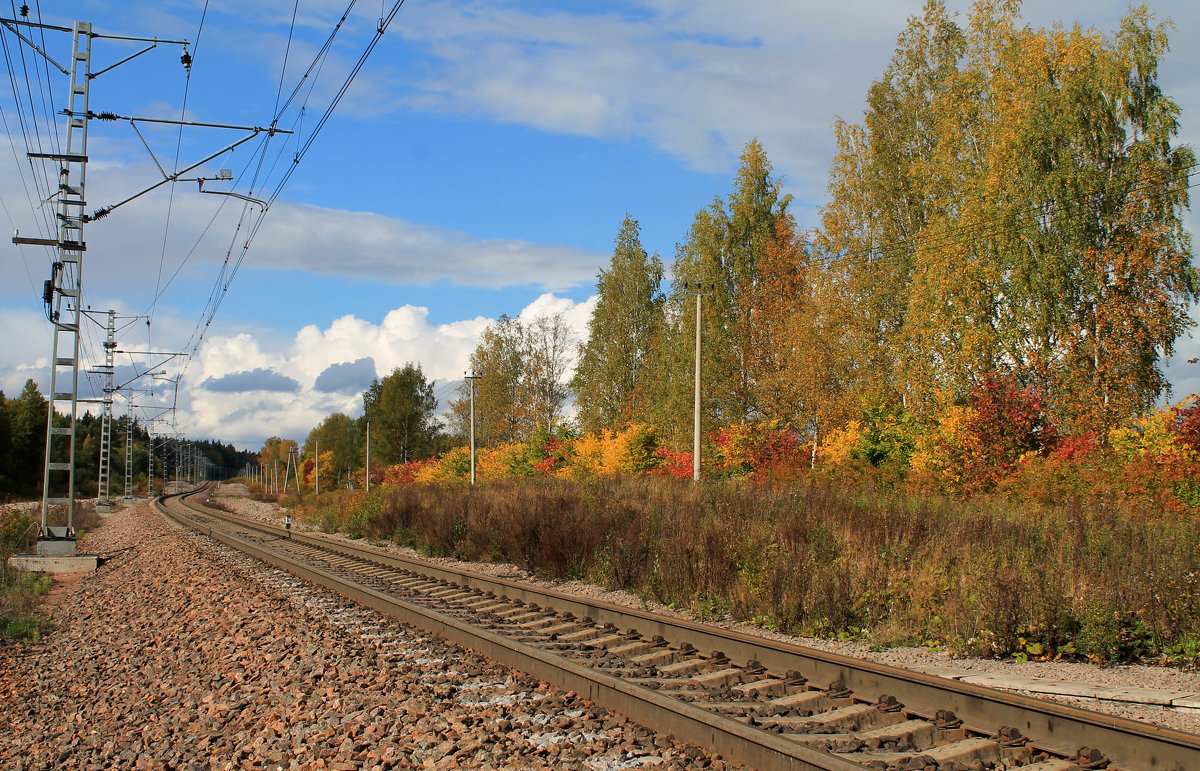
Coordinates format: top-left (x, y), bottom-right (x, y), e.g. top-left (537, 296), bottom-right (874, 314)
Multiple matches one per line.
top-left (0, 507), bottom-right (53, 642)
top-left (296, 477), bottom-right (1200, 664)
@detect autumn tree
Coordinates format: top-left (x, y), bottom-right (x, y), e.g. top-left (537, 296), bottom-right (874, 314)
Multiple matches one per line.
top-left (818, 0), bottom-right (967, 417)
top-left (572, 215), bottom-right (665, 433)
top-left (450, 311), bottom-right (576, 445)
top-left (742, 212), bottom-right (809, 421)
top-left (524, 312), bottom-right (574, 430)
top-left (1003, 7), bottom-right (1197, 432)
top-left (302, 412), bottom-right (361, 485)
top-left (258, 436), bottom-right (298, 488)
top-left (449, 316), bottom-right (526, 446)
top-left (818, 0), bottom-right (1196, 432)
top-left (362, 363), bottom-right (439, 465)
top-left (647, 139), bottom-right (793, 446)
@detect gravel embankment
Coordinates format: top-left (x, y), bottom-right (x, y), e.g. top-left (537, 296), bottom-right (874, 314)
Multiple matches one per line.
top-left (211, 484), bottom-right (1200, 736)
top-left (0, 500), bottom-right (732, 770)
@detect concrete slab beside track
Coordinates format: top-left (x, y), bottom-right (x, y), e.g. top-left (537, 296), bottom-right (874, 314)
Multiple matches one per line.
top-left (8, 554), bottom-right (99, 573)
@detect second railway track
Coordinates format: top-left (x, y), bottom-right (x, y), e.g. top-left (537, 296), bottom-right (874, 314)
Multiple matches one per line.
top-left (156, 485), bottom-right (1200, 771)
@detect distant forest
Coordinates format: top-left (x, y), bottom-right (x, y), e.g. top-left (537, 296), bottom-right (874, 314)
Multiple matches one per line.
top-left (0, 379), bottom-right (256, 500)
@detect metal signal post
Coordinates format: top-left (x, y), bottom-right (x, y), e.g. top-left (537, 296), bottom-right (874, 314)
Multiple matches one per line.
top-left (2, 15), bottom-right (290, 553)
top-left (4, 17), bottom-right (186, 555)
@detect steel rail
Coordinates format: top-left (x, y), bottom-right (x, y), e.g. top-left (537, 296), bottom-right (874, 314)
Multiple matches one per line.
top-left (158, 487), bottom-right (1200, 771)
top-left (156, 488), bottom-right (863, 770)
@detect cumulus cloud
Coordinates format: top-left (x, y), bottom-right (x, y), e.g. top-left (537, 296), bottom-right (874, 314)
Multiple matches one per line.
top-left (201, 368), bottom-right (301, 393)
top-left (168, 293), bottom-right (595, 448)
top-left (519, 292), bottom-right (597, 379)
top-left (313, 357), bottom-right (378, 394)
top-left (0, 310), bottom-right (52, 396)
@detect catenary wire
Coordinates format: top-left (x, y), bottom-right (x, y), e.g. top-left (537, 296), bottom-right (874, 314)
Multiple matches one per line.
top-left (29, 1), bottom-right (60, 159)
top-left (0, 16), bottom-right (56, 238)
top-left (148, 0), bottom-right (210, 350)
top-left (7, 1), bottom-right (57, 227)
top-left (175, 2), bottom-right (407, 385)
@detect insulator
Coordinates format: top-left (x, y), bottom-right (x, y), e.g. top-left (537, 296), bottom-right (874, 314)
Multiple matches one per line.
top-left (20, 5), bottom-right (29, 18)
top-left (180, 51), bottom-right (193, 68)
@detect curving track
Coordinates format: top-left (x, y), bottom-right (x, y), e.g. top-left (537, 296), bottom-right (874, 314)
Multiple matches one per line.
top-left (156, 485), bottom-right (1200, 771)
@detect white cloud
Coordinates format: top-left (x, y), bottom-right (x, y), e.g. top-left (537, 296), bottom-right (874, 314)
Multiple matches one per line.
top-left (518, 291), bottom-right (595, 329)
top-left (0, 143), bottom-right (605, 306)
top-left (390, 0), bottom-right (1200, 205)
top-left (0, 310), bottom-right (52, 395)
top-left (391, 1), bottom-right (923, 183)
top-left (170, 293), bottom-right (596, 448)
top-left (519, 292), bottom-right (598, 384)
top-left (254, 202), bottom-right (601, 290)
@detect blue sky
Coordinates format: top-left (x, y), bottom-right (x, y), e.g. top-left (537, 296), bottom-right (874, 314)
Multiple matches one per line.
top-left (2, 0), bottom-right (1199, 450)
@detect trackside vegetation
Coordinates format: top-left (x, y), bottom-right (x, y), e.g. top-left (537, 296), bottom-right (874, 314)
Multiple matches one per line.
top-left (277, 395), bottom-right (1200, 665)
top-left (0, 502), bottom-right (101, 643)
top-left (0, 509), bottom-right (50, 643)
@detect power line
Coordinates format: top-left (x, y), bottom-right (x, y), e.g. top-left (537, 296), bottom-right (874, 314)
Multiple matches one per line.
top-left (0, 16), bottom-right (56, 238)
top-left (274, 0), bottom-right (300, 117)
top-left (175, 1), bottom-right (409, 384)
top-left (0, 180), bottom-right (34, 288)
top-left (149, 1), bottom-right (211, 347)
top-left (32, 1), bottom-right (61, 161)
top-left (266, 1), bottom-right (408, 208)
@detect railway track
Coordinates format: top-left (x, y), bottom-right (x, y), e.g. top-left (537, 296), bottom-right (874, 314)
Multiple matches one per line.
top-left (156, 486), bottom-right (1200, 771)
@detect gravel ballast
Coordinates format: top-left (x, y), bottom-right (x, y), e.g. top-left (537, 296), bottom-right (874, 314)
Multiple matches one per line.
top-left (0, 501), bottom-right (731, 770)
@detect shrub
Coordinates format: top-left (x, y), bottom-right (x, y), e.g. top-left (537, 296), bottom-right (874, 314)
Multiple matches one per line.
top-left (0, 542), bottom-right (53, 643)
top-left (712, 421), bottom-right (811, 482)
top-left (948, 373), bottom-right (1058, 494)
top-left (818, 420), bottom-right (863, 470)
top-left (651, 447), bottom-right (693, 479)
top-left (1168, 395), bottom-right (1200, 453)
top-left (854, 404), bottom-right (922, 470)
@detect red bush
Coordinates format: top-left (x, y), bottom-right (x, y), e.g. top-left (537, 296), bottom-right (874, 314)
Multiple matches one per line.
top-left (1048, 432), bottom-right (1098, 462)
top-left (533, 436), bottom-right (572, 475)
top-left (954, 373), bottom-right (1058, 493)
top-left (1168, 398), bottom-right (1200, 453)
top-left (651, 447), bottom-right (694, 479)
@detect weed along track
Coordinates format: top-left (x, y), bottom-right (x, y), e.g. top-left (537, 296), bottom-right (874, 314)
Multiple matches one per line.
top-left (158, 486), bottom-right (1200, 771)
